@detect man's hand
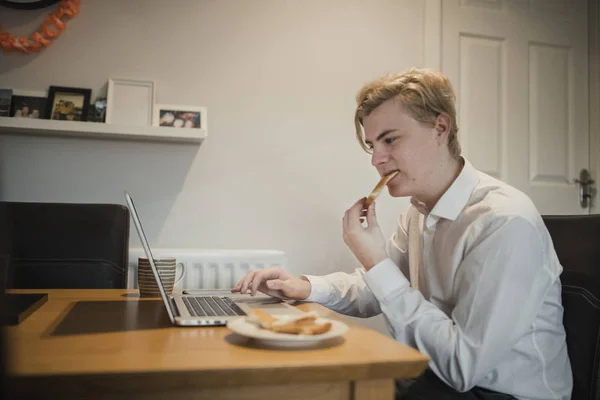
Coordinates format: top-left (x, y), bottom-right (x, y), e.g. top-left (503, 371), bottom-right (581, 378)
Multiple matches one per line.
top-left (231, 266), bottom-right (312, 300)
top-left (343, 198), bottom-right (387, 271)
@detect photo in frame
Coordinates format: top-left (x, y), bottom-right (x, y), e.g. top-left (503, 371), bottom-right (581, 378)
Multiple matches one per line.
top-left (106, 77), bottom-right (155, 127)
top-left (10, 90), bottom-right (47, 119)
top-left (0, 89), bottom-right (11, 117)
top-left (153, 104), bottom-right (207, 130)
top-left (45, 86), bottom-right (91, 121)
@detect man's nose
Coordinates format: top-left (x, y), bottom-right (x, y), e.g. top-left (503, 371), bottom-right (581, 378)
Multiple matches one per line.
top-left (371, 149), bottom-right (388, 167)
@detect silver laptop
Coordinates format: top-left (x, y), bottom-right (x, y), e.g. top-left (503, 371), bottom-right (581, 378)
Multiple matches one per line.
top-left (125, 191), bottom-right (303, 326)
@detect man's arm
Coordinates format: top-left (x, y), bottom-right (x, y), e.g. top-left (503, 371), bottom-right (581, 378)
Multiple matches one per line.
top-left (365, 216), bottom-right (555, 392)
top-left (302, 211), bottom-right (411, 318)
top-left (302, 268), bottom-right (381, 317)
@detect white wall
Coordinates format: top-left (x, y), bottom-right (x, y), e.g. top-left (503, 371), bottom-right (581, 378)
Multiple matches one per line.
top-left (0, 0), bottom-right (426, 333)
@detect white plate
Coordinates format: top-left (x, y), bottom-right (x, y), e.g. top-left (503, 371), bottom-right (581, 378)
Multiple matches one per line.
top-left (227, 317), bottom-right (348, 348)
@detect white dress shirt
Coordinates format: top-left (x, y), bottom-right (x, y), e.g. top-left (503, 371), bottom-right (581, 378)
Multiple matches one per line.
top-left (303, 158), bottom-right (572, 400)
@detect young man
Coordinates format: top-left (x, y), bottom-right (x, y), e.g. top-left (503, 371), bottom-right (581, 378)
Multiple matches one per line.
top-left (232, 68), bottom-right (572, 399)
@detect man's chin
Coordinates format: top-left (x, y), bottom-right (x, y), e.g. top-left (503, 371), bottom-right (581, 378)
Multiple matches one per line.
top-left (388, 187), bottom-right (411, 198)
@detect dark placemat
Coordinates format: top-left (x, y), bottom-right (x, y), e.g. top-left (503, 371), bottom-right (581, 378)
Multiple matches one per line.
top-left (51, 299), bottom-right (171, 336)
top-left (1, 293), bottom-right (48, 325)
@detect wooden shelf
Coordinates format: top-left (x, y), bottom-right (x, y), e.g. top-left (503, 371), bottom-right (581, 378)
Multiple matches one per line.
top-left (0, 117), bottom-right (206, 144)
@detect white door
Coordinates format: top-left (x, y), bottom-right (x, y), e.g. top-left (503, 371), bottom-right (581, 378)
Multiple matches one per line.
top-left (439, 0), bottom-right (592, 214)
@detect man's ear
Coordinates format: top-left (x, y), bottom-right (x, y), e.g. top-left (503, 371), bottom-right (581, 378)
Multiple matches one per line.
top-left (434, 113), bottom-right (451, 139)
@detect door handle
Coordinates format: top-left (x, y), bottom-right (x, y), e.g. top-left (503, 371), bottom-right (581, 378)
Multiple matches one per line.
top-left (574, 169), bottom-right (596, 209)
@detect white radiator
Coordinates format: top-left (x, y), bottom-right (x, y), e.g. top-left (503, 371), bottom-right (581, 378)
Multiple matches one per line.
top-left (127, 248), bottom-right (287, 290)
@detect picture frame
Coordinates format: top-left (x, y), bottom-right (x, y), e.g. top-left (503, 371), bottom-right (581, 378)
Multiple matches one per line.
top-left (153, 104), bottom-right (207, 130)
top-left (106, 77), bottom-right (155, 127)
top-left (0, 89), bottom-right (11, 117)
top-left (45, 86), bottom-right (91, 122)
top-left (10, 90), bottom-right (47, 119)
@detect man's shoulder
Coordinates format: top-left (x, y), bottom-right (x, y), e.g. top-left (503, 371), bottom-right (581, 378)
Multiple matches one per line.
top-left (462, 171), bottom-right (542, 227)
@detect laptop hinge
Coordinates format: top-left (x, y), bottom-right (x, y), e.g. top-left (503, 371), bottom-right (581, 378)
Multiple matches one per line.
top-left (168, 296), bottom-right (181, 317)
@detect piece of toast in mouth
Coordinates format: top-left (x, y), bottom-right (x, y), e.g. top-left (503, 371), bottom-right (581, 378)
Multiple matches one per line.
top-left (364, 170), bottom-right (399, 209)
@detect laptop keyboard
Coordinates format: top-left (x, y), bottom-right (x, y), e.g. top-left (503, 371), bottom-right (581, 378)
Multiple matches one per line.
top-left (183, 296), bottom-right (246, 317)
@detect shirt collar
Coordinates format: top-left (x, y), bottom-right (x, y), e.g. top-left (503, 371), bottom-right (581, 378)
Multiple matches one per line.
top-left (411, 157), bottom-right (480, 229)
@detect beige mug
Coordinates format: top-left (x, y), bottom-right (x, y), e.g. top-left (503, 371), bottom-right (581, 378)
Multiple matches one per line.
top-left (137, 257), bottom-right (185, 297)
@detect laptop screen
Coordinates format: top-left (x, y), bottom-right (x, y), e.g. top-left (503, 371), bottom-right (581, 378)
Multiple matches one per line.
top-left (124, 192), bottom-right (177, 324)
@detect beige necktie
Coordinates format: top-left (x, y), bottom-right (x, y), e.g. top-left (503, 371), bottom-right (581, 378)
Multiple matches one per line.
top-left (408, 206), bottom-right (423, 290)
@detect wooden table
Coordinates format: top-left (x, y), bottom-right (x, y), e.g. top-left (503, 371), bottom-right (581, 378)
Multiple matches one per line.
top-left (5, 289), bottom-right (429, 399)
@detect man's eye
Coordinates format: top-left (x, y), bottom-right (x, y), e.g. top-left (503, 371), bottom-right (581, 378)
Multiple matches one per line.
top-left (384, 137), bottom-right (396, 145)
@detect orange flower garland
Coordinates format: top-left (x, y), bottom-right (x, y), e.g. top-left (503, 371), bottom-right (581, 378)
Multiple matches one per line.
top-left (0, 0), bottom-right (80, 54)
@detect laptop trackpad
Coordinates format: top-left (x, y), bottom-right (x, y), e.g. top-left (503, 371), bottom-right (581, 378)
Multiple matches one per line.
top-left (238, 298), bottom-right (304, 315)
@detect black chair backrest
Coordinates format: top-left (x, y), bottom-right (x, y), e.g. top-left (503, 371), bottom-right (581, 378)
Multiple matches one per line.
top-left (542, 214), bottom-right (600, 400)
top-left (0, 256), bottom-right (7, 399)
top-left (0, 201), bottom-right (129, 289)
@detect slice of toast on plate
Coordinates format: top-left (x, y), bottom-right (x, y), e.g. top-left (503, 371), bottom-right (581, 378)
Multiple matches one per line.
top-left (247, 309), bottom-right (332, 335)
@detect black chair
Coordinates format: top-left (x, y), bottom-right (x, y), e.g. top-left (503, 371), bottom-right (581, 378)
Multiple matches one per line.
top-left (0, 201), bottom-right (129, 289)
top-left (542, 214), bottom-right (600, 400)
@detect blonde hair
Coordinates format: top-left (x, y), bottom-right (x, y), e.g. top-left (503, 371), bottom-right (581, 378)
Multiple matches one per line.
top-left (354, 68), bottom-right (461, 159)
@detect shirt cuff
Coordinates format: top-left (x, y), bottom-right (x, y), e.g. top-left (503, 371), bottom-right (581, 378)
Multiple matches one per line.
top-left (364, 258), bottom-right (410, 300)
top-left (300, 274), bottom-right (332, 303)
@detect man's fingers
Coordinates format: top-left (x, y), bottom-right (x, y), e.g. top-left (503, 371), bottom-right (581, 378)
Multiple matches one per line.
top-left (239, 270), bottom-right (256, 294)
top-left (231, 279), bottom-right (243, 292)
top-left (250, 272), bottom-right (267, 296)
top-left (232, 266), bottom-right (292, 296)
top-left (347, 198), bottom-right (366, 221)
top-left (366, 202), bottom-right (378, 228)
top-left (266, 279), bottom-right (284, 290)
top-left (345, 198), bottom-right (367, 229)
